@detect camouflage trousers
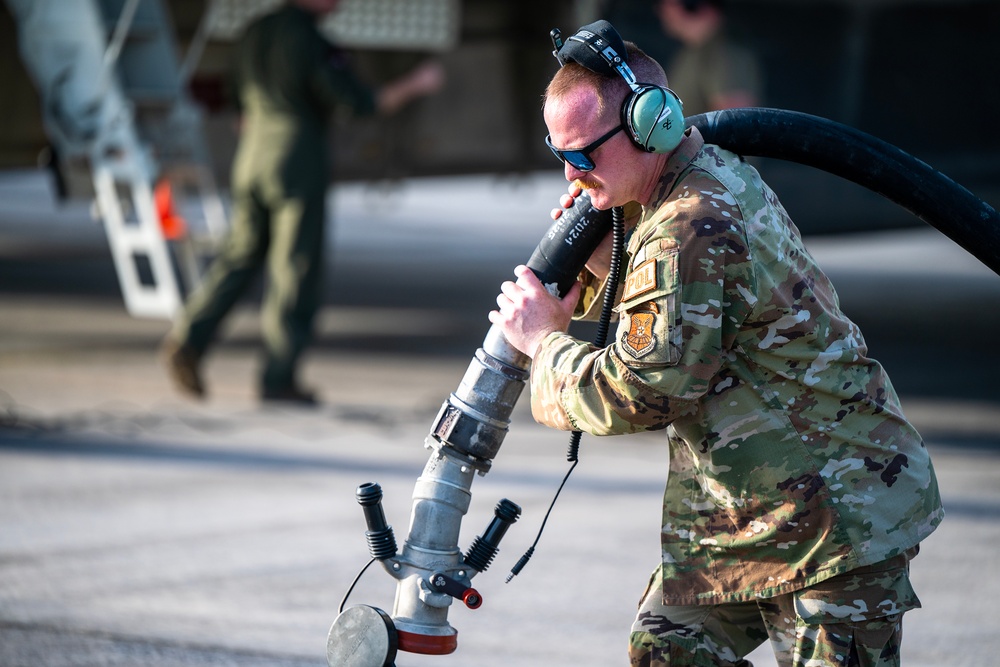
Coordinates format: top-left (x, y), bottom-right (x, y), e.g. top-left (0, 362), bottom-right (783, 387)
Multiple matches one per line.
top-left (629, 549), bottom-right (920, 667)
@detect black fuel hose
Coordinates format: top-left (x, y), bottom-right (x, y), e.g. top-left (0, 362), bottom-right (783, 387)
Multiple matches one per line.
top-left (686, 108), bottom-right (1000, 276)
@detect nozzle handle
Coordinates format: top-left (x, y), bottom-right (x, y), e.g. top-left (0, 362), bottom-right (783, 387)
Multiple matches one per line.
top-left (357, 482), bottom-right (388, 529)
top-left (463, 498), bottom-right (521, 572)
top-left (356, 482), bottom-right (397, 561)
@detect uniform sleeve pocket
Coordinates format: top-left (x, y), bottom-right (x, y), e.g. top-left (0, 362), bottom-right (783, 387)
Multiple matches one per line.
top-left (613, 242), bottom-right (682, 367)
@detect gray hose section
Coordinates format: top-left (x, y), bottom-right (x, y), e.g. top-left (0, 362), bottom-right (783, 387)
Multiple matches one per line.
top-left (687, 108), bottom-right (1000, 276)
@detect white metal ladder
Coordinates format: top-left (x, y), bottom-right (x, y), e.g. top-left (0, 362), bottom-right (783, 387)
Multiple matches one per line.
top-left (6, 0), bottom-right (226, 319)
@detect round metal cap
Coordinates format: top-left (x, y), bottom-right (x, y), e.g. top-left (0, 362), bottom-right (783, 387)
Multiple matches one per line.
top-left (326, 605), bottom-right (397, 667)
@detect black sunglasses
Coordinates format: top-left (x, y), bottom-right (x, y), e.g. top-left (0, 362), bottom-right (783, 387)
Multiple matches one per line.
top-left (545, 125), bottom-right (624, 172)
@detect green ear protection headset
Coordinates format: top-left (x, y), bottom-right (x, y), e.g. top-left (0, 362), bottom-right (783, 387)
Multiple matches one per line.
top-left (550, 20), bottom-right (685, 154)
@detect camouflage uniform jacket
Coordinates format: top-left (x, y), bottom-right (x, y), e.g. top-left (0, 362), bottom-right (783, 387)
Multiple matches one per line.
top-left (530, 127), bottom-right (944, 604)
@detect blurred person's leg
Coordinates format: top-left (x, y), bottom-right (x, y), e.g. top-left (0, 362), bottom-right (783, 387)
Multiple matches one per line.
top-left (163, 184), bottom-right (270, 397)
top-left (259, 184), bottom-right (325, 403)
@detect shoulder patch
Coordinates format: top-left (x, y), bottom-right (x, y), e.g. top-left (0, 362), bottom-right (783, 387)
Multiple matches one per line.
top-left (621, 309), bottom-right (657, 358)
top-left (622, 258), bottom-right (658, 302)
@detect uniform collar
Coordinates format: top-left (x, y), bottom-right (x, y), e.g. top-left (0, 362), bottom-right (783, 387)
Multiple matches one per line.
top-left (644, 125), bottom-right (705, 213)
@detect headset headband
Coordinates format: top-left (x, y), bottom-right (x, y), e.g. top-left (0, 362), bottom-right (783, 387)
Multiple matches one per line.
top-left (550, 21), bottom-right (642, 93)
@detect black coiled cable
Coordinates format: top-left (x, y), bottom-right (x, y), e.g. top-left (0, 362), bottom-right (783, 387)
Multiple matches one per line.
top-left (508, 205), bottom-right (626, 582)
top-left (567, 204), bottom-right (625, 463)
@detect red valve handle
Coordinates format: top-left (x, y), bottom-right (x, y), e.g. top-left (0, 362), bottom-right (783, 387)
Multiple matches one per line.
top-left (462, 588), bottom-right (482, 610)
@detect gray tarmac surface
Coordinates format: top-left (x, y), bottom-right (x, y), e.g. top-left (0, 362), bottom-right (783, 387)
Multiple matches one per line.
top-left (1, 170), bottom-right (999, 666)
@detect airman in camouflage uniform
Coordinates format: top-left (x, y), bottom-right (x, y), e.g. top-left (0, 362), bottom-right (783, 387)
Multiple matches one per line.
top-left (490, 36), bottom-right (942, 667)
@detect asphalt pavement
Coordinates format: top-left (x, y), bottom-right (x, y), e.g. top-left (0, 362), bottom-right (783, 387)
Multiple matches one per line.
top-left (1, 169), bottom-right (999, 666)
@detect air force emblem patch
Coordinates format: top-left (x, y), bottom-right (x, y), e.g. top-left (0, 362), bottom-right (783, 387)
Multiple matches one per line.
top-left (622, 304), bottom-right (658, 358)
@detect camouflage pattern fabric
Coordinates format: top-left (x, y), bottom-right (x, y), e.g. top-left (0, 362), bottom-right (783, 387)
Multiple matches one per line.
top-left (628, 549), bottom-right (919, 666)
top-left (530, 126), bottom-right (943, 604)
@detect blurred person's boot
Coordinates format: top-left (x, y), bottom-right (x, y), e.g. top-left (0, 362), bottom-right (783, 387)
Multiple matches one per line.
top-left (260, 383), bottom-right (318, 406)
top-left (161, 337), bottom-right (205, 399)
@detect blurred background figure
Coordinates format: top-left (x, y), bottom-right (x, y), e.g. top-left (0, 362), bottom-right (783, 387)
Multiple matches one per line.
top-left (654, 0), bottom-right (762, 115)
top-left (162, 0), bottom-right (445, 406)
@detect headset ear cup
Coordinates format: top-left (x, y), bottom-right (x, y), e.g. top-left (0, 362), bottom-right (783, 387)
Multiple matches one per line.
top-left (624, 86), bottom-right (685, 153)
